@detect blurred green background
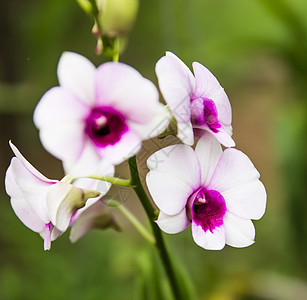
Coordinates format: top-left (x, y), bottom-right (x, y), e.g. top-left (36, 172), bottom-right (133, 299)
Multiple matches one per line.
top-left (1, 0), bottom-right (307, 299)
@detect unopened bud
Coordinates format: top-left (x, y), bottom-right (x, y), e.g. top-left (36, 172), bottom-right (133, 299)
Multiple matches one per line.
top-left (96, 0), bottom-right (139, 38)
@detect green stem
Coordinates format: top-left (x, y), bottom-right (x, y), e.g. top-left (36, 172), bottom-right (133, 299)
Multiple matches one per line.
top-left (80, 0), bottom-right (120, 61)
top-left (115, 201), bottom-right (155, 245)
top-left (70, 175), bottom-right (132, 187)
top-left (128, 156), bottom-right (183, 300)
top-left (112, 37), bottom-right (120, 62)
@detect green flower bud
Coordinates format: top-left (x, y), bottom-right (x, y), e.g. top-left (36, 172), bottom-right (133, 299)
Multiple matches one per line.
top-left (96, 0), bottom-right (139, 38)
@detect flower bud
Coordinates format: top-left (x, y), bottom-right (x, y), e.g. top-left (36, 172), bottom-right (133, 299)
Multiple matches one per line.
top-left (96, 0), bottom-right (139, 38)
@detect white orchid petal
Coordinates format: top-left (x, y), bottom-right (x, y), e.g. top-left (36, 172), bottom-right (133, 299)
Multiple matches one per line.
top-left (6, 157), bottom-right (52, 224)
top-left (6, 161), bottom-right (45, 232)
top-left (222, 180), bottom-right (267, 220)
top-left (146, 171), bottom-right (193, 216)
top-left (57, 51), bottom-right (96, 105)
top-left (212, 126), bottom-right (235, 148)
top-left (195, 133), bottom-right (223, 186)
top-left (191, 222), bottom-right (226, 250)
top-left (33, 87), bottom-right (89, 127)
top-left (209, 148), bottom-right (261, 193)
top-left (38, 123), bottom-right (86, 163)
top-left (224, 212), bottom-right (255, 248)
top-left (155, 52), bottom-right (195, 123)
top-left (5, 145), bottom-right (50, 233)
top-left (10, 195), bottom-right (46, 233)
top-left (9, 142), bottom-right (52, 183)
top-left (147, 144), bottom-right (201, 188)
top-left (33, 87), bottom-right (88, 162)
top-left (223, 124), bottom-right (233, 136)
top-left (156, 209), bottom-right (190, 234)
top-left (95, 62), bottom-right (159, 123)
top-left (63, 141), bottom-right (101, 176)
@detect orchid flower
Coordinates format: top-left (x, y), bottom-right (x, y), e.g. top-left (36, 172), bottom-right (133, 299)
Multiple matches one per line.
top-left (155, 51), bottom-right (235, 147)
top-left (5, 142), bottom-right (105, 250)
top-left (34, 52), bottom-right (171, 172)
top-left (146, 133), bottom-right (266, 250)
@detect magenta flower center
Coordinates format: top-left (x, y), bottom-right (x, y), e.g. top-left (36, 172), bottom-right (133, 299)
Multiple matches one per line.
top-left (85, 107), bottom-right (128, 147)
top-left (191, 188), bottom-right (226, 233)
top-left (191, 98), bottom-right (221, 133)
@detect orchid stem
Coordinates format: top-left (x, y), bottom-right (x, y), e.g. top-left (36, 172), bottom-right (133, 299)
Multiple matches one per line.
top-left (115, 201), bottom-right (155, 245)
top-left (70, 175), bottom-right (133, 187)
top-left (128, 155), bottom-right (184, 300)
top-left (112, 37), bottom-right (120, 62)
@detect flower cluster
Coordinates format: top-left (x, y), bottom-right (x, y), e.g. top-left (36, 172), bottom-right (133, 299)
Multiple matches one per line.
top-left (148, 53), bottom-right (266, 250)
top-left (5, 51), bottom-right (266, 251)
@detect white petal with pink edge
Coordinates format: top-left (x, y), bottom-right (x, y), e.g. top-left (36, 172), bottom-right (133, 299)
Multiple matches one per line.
top-left (10, 196), bottom-right (46, 233)
top-left (192, 62), bottom-right (232, 126)
top-left (156, 209), bottom-right (190, 234)
top-left (95, 62), bottom-right (159, 124)
top-left (191, 222), bottom-right (226, 250)
top-left (146, 171), bottom-right (194, 216)
top-left (208, 148), bottom-right (261, 193)
top-left (221, 180), bottom-right (267, 220)
top-left (9, 141), bottom-right (52, 183)
top-left (224, 212), bottom-right (255, 248)
top-left (155, 52), bottom-right (195, 124)
top-left (195, 133), bottom-right (223, 186)
top-left (33, 87), bottom-right (90, 128)
top-left (147, 144), bottom-right (201, 188)
top-left (7, 157), bottom-right (52, 224)
top-left (33, 87), bottom-right (89, 162)
top-left (57, 52), bottom-right (96, 106)
top-left (6, 168), bottom-right (46, 233)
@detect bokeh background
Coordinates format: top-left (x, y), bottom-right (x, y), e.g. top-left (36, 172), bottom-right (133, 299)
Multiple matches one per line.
top-left (1, 0), bottom-right (307, 299)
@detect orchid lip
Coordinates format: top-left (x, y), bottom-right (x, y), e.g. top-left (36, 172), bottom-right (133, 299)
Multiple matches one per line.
top-left (188, 187), bottom-right (226, 233)
top-left (191, 98), bottom-right (221, 133)
top-left (85, 106), bottom-right (128, 148)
